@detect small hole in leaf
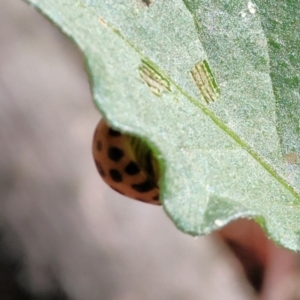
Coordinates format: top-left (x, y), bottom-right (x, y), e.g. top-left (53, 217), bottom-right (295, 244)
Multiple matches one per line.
top-left (140, 0), bottom-right (154, 7)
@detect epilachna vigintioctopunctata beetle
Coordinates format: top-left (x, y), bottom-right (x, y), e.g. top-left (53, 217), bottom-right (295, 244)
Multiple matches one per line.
top-left (92, 119), bottom-right (160, 205)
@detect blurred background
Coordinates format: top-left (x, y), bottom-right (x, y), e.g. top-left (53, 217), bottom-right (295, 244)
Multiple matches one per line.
top-left (0, 1), bottom-right (255, 299)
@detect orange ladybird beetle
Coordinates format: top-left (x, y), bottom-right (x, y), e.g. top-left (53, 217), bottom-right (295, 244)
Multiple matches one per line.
top-left (92, 119), bottom-right (161, 205)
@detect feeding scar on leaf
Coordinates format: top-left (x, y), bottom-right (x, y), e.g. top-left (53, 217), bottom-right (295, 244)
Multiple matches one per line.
top-left (190, 60), bottom-right (220, 103)
top-left (139, 60), bottom-right (171, 96)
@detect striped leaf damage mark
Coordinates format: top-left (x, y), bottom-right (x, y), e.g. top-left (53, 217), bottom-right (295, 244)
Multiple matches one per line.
top-left (139, 60), bottom-right (171, 96)
top-left (191, 60), bottom-right (220, 104)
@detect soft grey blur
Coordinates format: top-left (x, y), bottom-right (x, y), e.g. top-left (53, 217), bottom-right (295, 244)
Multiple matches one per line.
top-left (0, 1), bottom-right (255, 299)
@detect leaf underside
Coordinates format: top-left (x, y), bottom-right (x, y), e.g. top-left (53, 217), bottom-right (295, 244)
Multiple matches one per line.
top-left (24, 0), bottom-right (300, 251)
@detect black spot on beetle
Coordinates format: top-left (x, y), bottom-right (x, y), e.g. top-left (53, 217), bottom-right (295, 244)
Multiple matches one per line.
top-left (109, 128), bottom-right (121, 137)
top-left (95, 161), bottom-right (105, 177)
top-left (108, 147), bottom-right (124, 162)
top-left (124, 161), bottom-right (140, 175)
top-left (110, 169), bottom-right (123, 182)
top-left (132, 180), bottom-right (156, 193)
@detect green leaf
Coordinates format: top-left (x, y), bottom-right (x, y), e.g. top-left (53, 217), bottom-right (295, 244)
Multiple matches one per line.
top-left (24, 0), bottom-right (300, 250)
